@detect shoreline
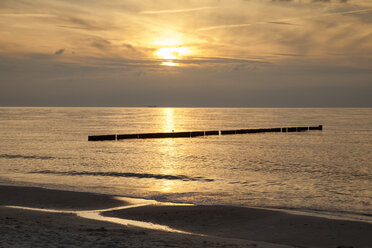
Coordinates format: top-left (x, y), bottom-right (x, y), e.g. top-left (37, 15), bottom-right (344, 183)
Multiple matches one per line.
top-left (2, 181), bottom-right (370, 224)
top-left (1, 184), bottom-right (372, 247)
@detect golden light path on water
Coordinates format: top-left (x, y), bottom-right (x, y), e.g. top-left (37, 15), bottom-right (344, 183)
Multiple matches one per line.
top-left (159, 108), bottom-right (179, 193)
top-left (164, 108), bottom-right (175, 132)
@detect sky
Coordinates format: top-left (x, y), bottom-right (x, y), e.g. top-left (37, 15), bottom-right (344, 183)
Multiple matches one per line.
top-left (0, 0), bottom-right (371, 107)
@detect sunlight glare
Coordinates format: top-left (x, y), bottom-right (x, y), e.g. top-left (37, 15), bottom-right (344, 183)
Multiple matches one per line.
top-left (153, 36), bottom-right (191, 66)
top-left (162, 62), bottom-right (178, 67)
top-left (154, 37), bottom-right (183, 47)
top-left (155, 47), bottom-right (191, 60)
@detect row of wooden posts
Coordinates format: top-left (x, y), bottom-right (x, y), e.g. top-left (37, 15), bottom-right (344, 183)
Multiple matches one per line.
top-left (88, 125), bottom-right (323, 141)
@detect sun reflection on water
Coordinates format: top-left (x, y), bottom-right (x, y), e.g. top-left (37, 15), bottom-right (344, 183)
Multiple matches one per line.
top-left (164, 108), bottom-right (174, 132)
top-left (157, 108), bottom-right (179, 193)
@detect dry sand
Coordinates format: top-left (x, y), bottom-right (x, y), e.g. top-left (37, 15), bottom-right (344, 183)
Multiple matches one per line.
top-left (1, 185), bottom-right (371, 248)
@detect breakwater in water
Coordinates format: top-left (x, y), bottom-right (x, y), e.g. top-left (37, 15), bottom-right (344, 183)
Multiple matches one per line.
top-left (88, 125), bottom-right (323, 141)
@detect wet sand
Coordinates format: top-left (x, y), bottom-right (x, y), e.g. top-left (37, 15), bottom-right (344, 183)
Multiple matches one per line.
top-left (104, 205), bottom-right (372, 248)
top-left (1, 185), bottom-right (371, 248)
top-left (0, 185), bottom-right (126, 210)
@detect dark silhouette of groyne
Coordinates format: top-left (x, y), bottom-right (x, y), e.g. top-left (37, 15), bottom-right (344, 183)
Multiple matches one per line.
top-left (88, 125), bottom-right (323, 141)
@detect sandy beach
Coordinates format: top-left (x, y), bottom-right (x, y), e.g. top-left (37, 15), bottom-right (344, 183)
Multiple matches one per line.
top-left (0, 185), bottom-right (371, 248)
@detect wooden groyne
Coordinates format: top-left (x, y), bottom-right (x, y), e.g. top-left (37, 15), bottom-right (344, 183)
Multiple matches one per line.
top-left (88, 125), bottom-right (323, 141)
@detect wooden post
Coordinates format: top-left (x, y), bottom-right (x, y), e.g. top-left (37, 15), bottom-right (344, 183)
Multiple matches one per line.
top-left (89, 125), bottom-right (323, 141)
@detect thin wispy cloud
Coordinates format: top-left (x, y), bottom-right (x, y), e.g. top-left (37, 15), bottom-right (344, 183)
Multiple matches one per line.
top-left (57, 25), bottom-right (90, 30)
top-left (268, 21), bottom-right (296, 25)
top-left (275, 53), bottom-right (304, 57)
top-left (57, 16), bottom-right (111, 31)
top-left (171, 56), bottom-right (269, 65)
top-left (198, 7), bottom-right (372, 31)
top-left (198, 23), bottom-right (253, 31)
top-left (272, 0), bottom-right (347, 2)
top-left (0, 13), bottom-right (55, 18)
top-left (140, 6), bottom-right (217, 14)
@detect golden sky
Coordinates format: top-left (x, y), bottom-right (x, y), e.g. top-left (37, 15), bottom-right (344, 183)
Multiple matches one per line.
top-left (0, 0), bottom-right (371, 106)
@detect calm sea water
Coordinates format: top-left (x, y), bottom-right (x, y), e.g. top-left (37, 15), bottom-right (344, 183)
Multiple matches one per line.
top-left (0, 107), bottom-right (371, 220)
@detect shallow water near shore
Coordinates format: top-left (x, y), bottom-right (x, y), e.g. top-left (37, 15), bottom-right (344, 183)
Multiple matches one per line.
top-left (6, 196), bottom-right (196, 234)
top-left (0, 107), bottom-right (371, 221)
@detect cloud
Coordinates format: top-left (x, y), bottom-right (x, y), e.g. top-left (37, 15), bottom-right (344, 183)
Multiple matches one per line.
top-left (140, 6), bottom-right (217, 14)
top-left (0, 13), bottom-right (56, 18)
top-left (55, 49), bottom-right (65, 55)
top-left (198, 20), bottom-right (295, 31)
top-left (275, 53), bottom-right (304, 57)
top-left (91, 39), bottom-right (111, 50)
top-left (57, 25), bottom-right (90, 30)
top-left (65, 16), bottom-right (102, 30)
top-left (267, 21), bottom-right (296, 25)
top-left (271, 0), bottom-right (347, 2)
top-left (177, 56), bottom-right (269, 66)
top-left (1, 54), bottom-right (371, 107)
top-left (198, 7), bottom-right (372, 31)
top-left (198, 23), bottom-right (252, 31)
top-left (56, 15), bottom-right (114, 31)
top-left (312, 0), bottom-right (331, 2)
top-left (122, 43), bottom-right (136, 51)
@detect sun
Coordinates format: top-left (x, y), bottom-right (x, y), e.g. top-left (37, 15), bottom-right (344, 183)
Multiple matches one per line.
top-left (155, 47), bottom-right (191, 60)
top-left (162, 62), bottom-right (178, 66)
top-left (153, 37), bottom-right (191, 66)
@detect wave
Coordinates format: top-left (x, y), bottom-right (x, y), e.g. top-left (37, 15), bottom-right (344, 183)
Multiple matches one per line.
top-left (30, 170), bottom-right (214, 182)
top-left (0, 154), bottom-right (55, 160)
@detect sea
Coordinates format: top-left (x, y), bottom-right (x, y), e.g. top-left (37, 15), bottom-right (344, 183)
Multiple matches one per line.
top-left (0, 107), bottom-right (371, 221)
